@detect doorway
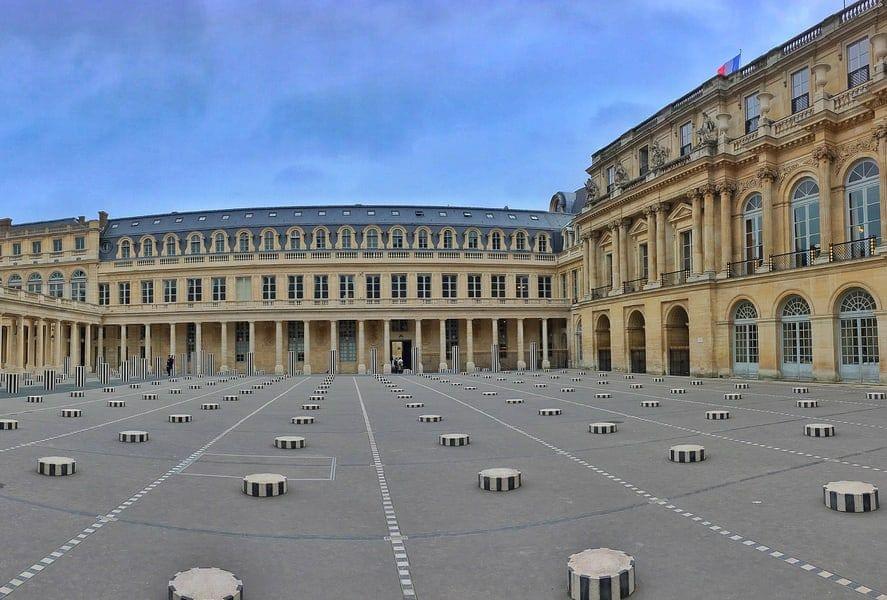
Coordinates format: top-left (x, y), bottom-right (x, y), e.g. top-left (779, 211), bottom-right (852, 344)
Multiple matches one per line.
top-left (390, 340), bottom-right (412, 372)
top-left (666, 305), bottom-right (690, 376)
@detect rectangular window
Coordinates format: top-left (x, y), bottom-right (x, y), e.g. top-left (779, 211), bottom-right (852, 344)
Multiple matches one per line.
top-left (639, 243), bottom-right (649, 280)
top-left (391, 274), bottom-right (407, 298)
top-left (538, 275), bottom-right (552, 299)
top-left (338, 320), bottom-right (357, 361)
top-left (571, 269), bottom-right (579, 301)
top-left (12, 242), bottom-right (21, 256)
top-left (606, 166), bottom-right (616, 193)
top-left (639, 146), bottom-right (649, 176)
top-left (53, 238), bottom-right (62, 252)
top-left (468, 274), bottom-right (482, 298)
top-left (516, 274), bottom-right (529, 298)
top-left (848, 37), bottom-right (870, 88)
top-left (74, 237), bottom-right (85, 251)
top-left (288, 275), bottom-right (303, 300)
top-left (215, 235), bottom-right (226, 253)
top-left (287, 321), bottom-right (304, 361)
top-left (491, 274), bottom-right (505, 298)
top-left (235, 322), bottom-right (249, 363)
top-left (235, 276), bottom-right (252, 301)
top-left (445, 319), bottom-right (459, 359)
top-left (98, 283), bottom-right (109, 305)
top-left (314, 275), bottom-right (328, 299)
top-left (365, 274), bottom-right (380, 300)
top-left (187, 278), bottom-right (202, 302)
top-left (339, 274), bottom-right (354, 299)
top-left (442, 274), bottom-right (457, 298)
top-left (680, 231), bottom-right (693, 272)
top-left (744, 94), bottom-right (760, 133)
top-left (262, 275), bottom-right (276, 300)
top-left (605, 254), bottom-right (613, 286)
top-left (680, 122), bottom-right (693, 155)
top-left (417, 274), bottom-right (432, 299)
top-left (118, 282), bottom-right (130, 305)
top-left (31, 241), bottom-right (41, 254)
top-left (141, 280), bottom-right (154, 304)
top-left (163, 279), bottom-right (177, 303)
top-left (791, 68), bottom-right (810, 113)
top-left (212, 277), bottom-right (226, 301)
top-left (560, 273), bottom-right (568, 298)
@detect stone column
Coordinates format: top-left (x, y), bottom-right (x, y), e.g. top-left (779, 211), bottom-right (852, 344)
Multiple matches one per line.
top-left (194, 321), bottom-right (203, 375)
top-left (118, 324), bottom-right (125, 366)
top-left (143, 324), bottom-right (150, 371)
top-left (517, 318), bottom-right (526, 370)
top-left (274, 321), bottom-right (283, 374)
top-left (303, 320), bottom-right (312, 374)
top-left (541, 318), bottom-right (550, 369)
top-left (718, 183), bottom-right (734, 272)
top-left (383, 319), bottom-right (391, 374)
top-left (465, 318), bottom-right (475, 372)
top-left (703, 184), bottom-right (716, 275)
top-left (691, 191), bottom-right (703, 275)
top-left (414, 319), bottom-right (422, 373)
top-left (84, 323), bottom-right (92, 371)
top-left (582, 235), bottom-right (591, 295)
top-left (646, 208), bottom-right (658, 283)
top-left (610, 222), bottom-right (620, 289)
top-left (758, 166), bottom-right (777, 271)
top-left (0, 314), bottom-right (4, 369)
top-left (357, 320), bottom-right (366, 374)
top-left (877, 123), bottom-right (887, 251)
top-left (438, 319), bottom-right (447, 372)
top-left (588, 231), bottom-right (599, 291)
top-left (656, 203), bottom-right (668, 278)
top-left (220, 322), bottom-right (228, 372)
top-left (36, 319), bottom-right (45, 369)
top-left (814, 144), bottom-right (836, 262)
top-left (618, 219), bottom-right (629, 287)
top-left (28, 320), bottom-right (36, 368)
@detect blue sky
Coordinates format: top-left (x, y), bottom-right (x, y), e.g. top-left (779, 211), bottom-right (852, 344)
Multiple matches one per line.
top-left (0, 0), bottom-right (838, 222)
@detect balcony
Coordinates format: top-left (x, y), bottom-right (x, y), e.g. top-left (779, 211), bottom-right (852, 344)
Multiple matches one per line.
top-left (660, 268), bottom-right (690, 288)
top-left (622, 277), bottom-right (645, 294)
top-left (726, 258), bottom-right (763, 278)
top-left (770, 247), bottom-right (820, 271)
top-left (829, 237), bottom-right (877, 262)
top-left (591, 284), bottom-right (611, 300)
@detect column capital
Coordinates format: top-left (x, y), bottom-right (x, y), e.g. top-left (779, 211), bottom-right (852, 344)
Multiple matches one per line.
top-left (715, 181), bottom-right (736, 196)
top-left (697, 183), bottom-right (716, 197)
top-left (873, 121), bottom-right (887, 140)
top-left (812, 143), bottom-right (837, 164)
top-left (756, 165), bottom-right (779, 182)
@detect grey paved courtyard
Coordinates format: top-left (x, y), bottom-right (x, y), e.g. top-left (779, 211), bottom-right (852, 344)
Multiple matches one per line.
top-left (0, 370), bottom-right (885, 599)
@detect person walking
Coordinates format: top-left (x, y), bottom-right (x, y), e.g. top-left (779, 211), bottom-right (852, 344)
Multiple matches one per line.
top-left (166, 355), bottom-right (174, 377)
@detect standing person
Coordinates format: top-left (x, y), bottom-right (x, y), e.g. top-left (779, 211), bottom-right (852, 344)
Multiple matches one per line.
top-left (166, 355), bottom-right (174, 377)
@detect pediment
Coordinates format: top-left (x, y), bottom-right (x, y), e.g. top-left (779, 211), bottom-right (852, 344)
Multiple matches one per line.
top-left (667, 202), bottom-right (694, 223)
top-left (628, 218), bottom-right (648, 236)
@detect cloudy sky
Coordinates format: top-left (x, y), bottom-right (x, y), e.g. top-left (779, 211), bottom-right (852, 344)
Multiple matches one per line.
top-left (0, 0), bottom-right (839, 222)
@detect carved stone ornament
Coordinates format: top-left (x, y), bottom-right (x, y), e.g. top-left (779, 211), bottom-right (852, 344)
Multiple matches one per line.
top-left (649, 141), bottom-right (669, 169)
top-left (696, 112), bottom-right (717, 145)
top-left (756, 166), bottom-right (779, 182)
top-left (812, 144), bottom-right (836, 163)
top-left (833, 136), bottom-right (879, 172)
top-left (584, 177), bottom-right (599, 201)
top-left (715, 181), bottom-right (736, 196)
top-left (613, 162), bottom-right (628, 184)
top-left (697, 183), bottom-right (716, 197)
top-left (873, 122), bottom-right (887, 141)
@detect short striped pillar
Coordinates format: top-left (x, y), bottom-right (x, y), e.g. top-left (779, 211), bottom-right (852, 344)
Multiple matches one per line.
top-left (99, 362), bottom-right (111, 385)
top-left (490, 344), bottom-right (500, 373)
top-left (118, 430), bottom-right (149, 443)
top-left (478, 467), bottom-right (521, 491)
top-left (63, 356), bottom-right (71, 377)
top-left (589, 422), bottom-right (618, 434)
top-left (641, 400), bottom-right (659, 407)
top-left (706, 410), bottom-right (730, 420)
top-left (38, 456), bottom-right (76, 476)
top-left (154, 357), bottom-right (164, 379)
top-left (119, 361), bottom-right (129, 383)
top-left (567, 548), bottom-right (636, 600)
top-left (274, 436), bottom-right (306, 449)
top-left (242, 473), bottom-right (287, 497)
top-left (538, 408), bottom-right (562, 416)
top-left (797, 399), bottom-right (819, 408)
top-left (528, 342), bottom-right (538, 371)
top-left (6, 373), bottom-right (20, 395)
top-left (246, 352), bottom-right (255, 376)
top-left (450, 345), bottom-right (460, 375)
top-left (805, 423), bottom-right (835, 437)
top-left (287, 351), bottom-right (297, 376)
top-left (74, 365), bottom-right (86, 388)
top-left (823, 481), bottom-right (879, 513)
top-left (669, 444), bottom-right (705, 463)
top-left (43, 368), bottom-right (57, 391)
top-left (439, 433), bottom-right (469, 446)
top-left (329, 349), bottom-right (338, 375)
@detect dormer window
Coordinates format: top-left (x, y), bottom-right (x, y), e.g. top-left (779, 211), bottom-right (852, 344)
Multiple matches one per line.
top-left (198, 216), bottom-right (206, 221)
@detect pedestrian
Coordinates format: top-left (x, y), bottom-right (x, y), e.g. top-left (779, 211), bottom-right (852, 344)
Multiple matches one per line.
top-left (166, 355), bottom-right (174, 377)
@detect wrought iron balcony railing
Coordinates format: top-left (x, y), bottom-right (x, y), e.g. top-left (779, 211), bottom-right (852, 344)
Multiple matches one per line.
top-left (829, 236), bottom-right (876, 262)
top-left (770, 247), bottom-right (820, 271)
top-left (660, 268), bottom-right (690, 287)
top-left (726, 258), bottom-right (762, 278)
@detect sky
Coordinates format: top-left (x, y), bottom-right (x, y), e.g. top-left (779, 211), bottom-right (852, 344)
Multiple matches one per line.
top-left (0, 0), bottom-right (840, 222)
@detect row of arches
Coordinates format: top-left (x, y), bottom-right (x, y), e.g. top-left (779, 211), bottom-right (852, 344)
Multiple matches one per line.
top-left (731, 289), bottom-right (880, 380)
top-left (589, 306), bottom-right (691, 377)
top-left (2, 271), bottom-right (89, 301)
top-left (114, 226), bottom-right (552, 259)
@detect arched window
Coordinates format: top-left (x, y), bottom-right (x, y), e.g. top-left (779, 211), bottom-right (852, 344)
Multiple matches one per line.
top-left (467, 230), bottom-right (479, 249)
top-left (214, 233), bottom-right (226, 253)
top-left (538, 235), bottom-right (549, 252)
top-left (733, 301), bottom-right (759, 375)
top-left (791, 178), bottom-right (820, 265)
top-left (838, 289), bottom-right (879, 381)
top-left (780, 295), bottom-right (812, 379)
top-left (189, 236), bottom-right (203, 255)
top-left (743, 194), bottom-right (763, 262)
top-left (315, 229), bottom-right (327, 249)
top-left (48, 272), bottom-right (65, 298)
top-left (443, 230), bottom-right (454, 249)
top-left (120, 240), bottom-right (131, 259)
top-left (391, 229), bottom-right (404, 249)
top-left (238, 233), bottom-right (250, 253)
top-left (341, 229), bottom-right (352, 249)
top-left (7, 274), bottom-right (22, 290)
top-left (846, 160), bottom-right (881, 245)
top-left (288, 230), bottom-right (301, 250)
top-left (366, 229), bottom-right (378, 249)
top-left (165, 237), bottom-right (178, 256)
top-left (142, 239), bottom-right (154, 257)
top-left (417, 229), bottom-right (429, 249)
top-left (515, 231), bottom-right (527, 251)
top-left (71, 270), bottom-right (87, 302)
top-left (27, 272), bottom-right (43, 294)
top-left (491, 231), bottom-right (502, 251)
top-left (263, 230), bottom-right (275, 251)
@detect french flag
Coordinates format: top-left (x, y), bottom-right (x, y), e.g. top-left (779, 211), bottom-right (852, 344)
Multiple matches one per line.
top-left (717, 53), bottom-right (741, 77)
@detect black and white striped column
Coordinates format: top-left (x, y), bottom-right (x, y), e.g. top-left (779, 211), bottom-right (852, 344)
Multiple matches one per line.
top-left (43, 368), bottom-right (56, 391)
top-left (439, 433), bottom-right (470, 446)
top-left (805, 423), bottom-right (836, 437)
top-left (63, 356), bottom-right (71, 377)
top-left (38, 456), bottom-right (76, 476)
top-left (246, 352), bottom-right (255, 376)
top-left (823, 481), bottom-right (879, 513)
top-left (478, 467), bottom-right (521, 491)
top-left (6, 373), bottom-right (20, 395)
top-left (529, 342), bottom-right (538, 371)
top-left (74, 365), bottom-right (86, 388)
top-left (329, 349), bottom-right (338, 375)
top-left (411, 345), bottom-right (420, 375)
top-left (99, 362), bottom-right (111, 385)
top-left (490, 344), bottom-right (500, 373)
top-left (242, 473), bottom-right (287, 497)
top-left (567, 548), bottom-right (636, 600)
top-left (450, 345), bottom-right (460, 375)
top-left (119, 361), bottom-right (129, 383)
top-left (287, 350), bottom-right (297, 376)
top-left (669, 444), bottom-right (705, 463)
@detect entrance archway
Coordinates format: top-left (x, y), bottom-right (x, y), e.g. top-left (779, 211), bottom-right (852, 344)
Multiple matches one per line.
top-left (666, 305), bottom-right (690, 376)
top-left (595, 315), bottom-right (611, 371)
top-left (837, 289), bottom-right (880, 381)
top-left (627, 311), bottom-right (646, 373)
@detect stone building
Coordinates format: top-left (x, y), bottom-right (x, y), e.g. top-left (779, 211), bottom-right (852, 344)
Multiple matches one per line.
top-left (0, 0), bottom-right (884, 382)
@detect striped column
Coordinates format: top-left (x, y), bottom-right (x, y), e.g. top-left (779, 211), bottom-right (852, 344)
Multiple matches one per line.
top-left (369, 346), bottom-right (378, 375)
top-left (529, 342), bottom-right (538, 371)
top-left (63, 356), bottom-right (71, 378)
top-left (154, 357), bottom-right (163, 379)
top-left (204, 353), bottom-right (214, 376)
top-left (490, 343), bottom-right (500, 373)
top-left (287, 350), bottom-right (297, 376)
top-left (6, 373), bottom-right (20, 395)
top-left (329, 349), bottom-right (338, 375)
top-left (246, 352), bottom-right (255, 376)
top-left (450, 345), bottom-right (460, 374)
top-left (178, 352), bottom-right (187, 376)
top-left (43, 368), bottom-right (56, 391)
top-left (411, 346), bottom-right (419, 376)
top-left (99, 362), bottom-right (111, 385)
top-left (119, 361), bottom-right (129, 383)
top-left (74, 365), bottom-right (86, 388)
